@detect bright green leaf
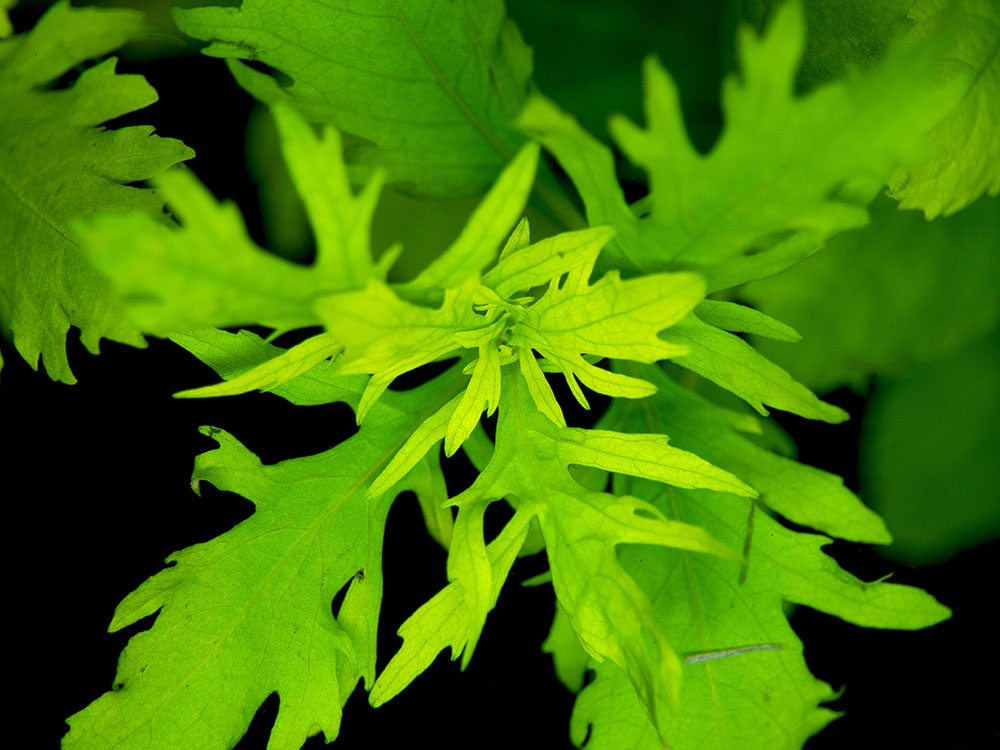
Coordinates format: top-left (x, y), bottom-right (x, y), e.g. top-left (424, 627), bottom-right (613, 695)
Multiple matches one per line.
top-left (370, 507), bottom-right (533, 706)
top-left (0, 0), bottom-right (192, 382)
top-left (483, 225), bottom-right (616, 299)
top-left (77, 105), bottom-right (381, 337)
top-left (609, 362), bottom-right (887, 543)
top-left (887, 0), bottom-right (1000, 217)
top-left (64, 365), bottom-right (461, 749)
top-left (695, 299), bottom-right (802, 343)
top-left (518, 344), bottom-right (566, 427)
top-left (402, 142), bottom-right (539, 296)
top-left (446, 503), bottom-right (492, 668)
top-left (660, 311), bottom-right (848, 423)
top-left (173, 331), bottom-right (343, 399)
top-left (315, 277), bottom-right (482, 422)
top-left (542, 602), bottom-right (591, 693)
top-left (368, 390), bottom-right (463, 498)
top-left (508, 251), bottom-right (705, 401)
top-left (270, 101), bottom-right (381, 286)
top-left (169, 327), bottom-right (365, 407)
top-left (515, 95), bottom-right (642, 270)
top-left (569, 479), bottom-right (948, 750)
top-left (445, 342), bottom-right (502, 456)
top-left (377, 367), bottom-right (747, 739)
top-left (66, 327), bottom-right (458, 748)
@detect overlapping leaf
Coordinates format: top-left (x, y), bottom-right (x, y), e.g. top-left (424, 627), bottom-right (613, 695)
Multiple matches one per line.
top-left (887, 0), bottom-right (1000, 217)
top-left (64, 329), bottom-right (459, 750)
top-left (741, 193), bottom-right (1000, 391)
top-left (372, 367), bottom-right (755, 739)
top-left (77, 102), bottom-right (379, 338)
top-left (567, 483), bottom-right (948, 750)
top-left (350, 223), bottom-right (705, 491)
top-left (518, 0), bottom-right (966, 290)
top-left (659, 305), bottom-right (848, 423)
top-left (174, 0), bottom-right (533, 197)
top-left (0, 0), bottom-right (192, 383)
top-left (550, 362), bottom-right (950, 750)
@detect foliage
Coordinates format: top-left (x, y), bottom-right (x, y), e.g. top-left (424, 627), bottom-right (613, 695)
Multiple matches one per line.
top-left (0, 0), bottom-right (192, 383)
top-left (1, 0), bottom-right (996, 748)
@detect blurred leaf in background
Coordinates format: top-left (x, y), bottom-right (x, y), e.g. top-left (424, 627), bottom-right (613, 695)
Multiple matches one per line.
top-left (740, 194), bottom-right (1000, 392)
top-left (860, 331), bottom-right (1000, 565)
top-left (736, 0), bottom-right (912, 90)
top-left (740, 194), bottom-right (1000, 565)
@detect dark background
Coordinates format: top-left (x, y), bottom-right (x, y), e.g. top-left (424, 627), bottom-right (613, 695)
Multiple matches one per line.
top-left (4, 1), bottom-right (997, 748)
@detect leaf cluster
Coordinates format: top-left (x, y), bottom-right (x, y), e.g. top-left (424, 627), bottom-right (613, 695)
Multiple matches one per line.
top-left (1, 1), bottom-right (996, 749)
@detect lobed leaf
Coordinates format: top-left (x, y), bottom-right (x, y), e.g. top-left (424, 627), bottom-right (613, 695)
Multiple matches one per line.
top-left (0, 0), bottom-right (192, 382)
top-left (78, 105), bottom-right (381, 337)
top-left (558, 364), bottom-right (949, 749)
top-left (659, 311), bottom-right (848, 423)
top-left (64, 348), bottom-right (459, 750)
top-left (609, 362), bottom-right (887, 543)
top-left (376, 367), bottom-right (750, 738)
top-left (315, 277), bottom-right (482, 423)
top-left (569, 482), bottom-right (948, 750)
top-left (174, 0), bottom-right (534, 197)
top-left (887, 0), bottom-right (1000, 217)
top-left (401, 142), bottom-right (539, 296)
top-left (519, 0), bottom-right (967, 289)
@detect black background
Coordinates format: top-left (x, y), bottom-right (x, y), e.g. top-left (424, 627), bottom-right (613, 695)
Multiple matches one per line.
top-left (4, 3), bottom-right (997, 748)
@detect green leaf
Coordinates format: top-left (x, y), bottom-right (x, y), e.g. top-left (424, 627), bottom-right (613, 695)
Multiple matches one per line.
top-left (174, 0), bottom-right (534, 197)
top-left (860, 331), bottom-right (1000, 564)
top-left (737, 0), bottom-right (913, 89)
top-left (887, 0), bottom-right (1000, 217)
top-left (541, 601), bottom-right (591, 693)
top-left (569, 480), bottom-right (949, 750)
top-left (401, 142), bottom-right (539, 296)
top-left (514, 95), bottom-right (641, 271)
top-left (269, 101), bottom-right (381, 286)
top-left (694, 299), bottom-right (802, 343)
top-left (520, 0), bottom-right (966, 289)
top-left (559, 362), bottom-right (946, 748)
top-left (507, 244), bottom-right (706, 403)
top-left (376, 367), bottom-right (751, 737)
top-left (446, 502), bottom-right (493, 668)
top-left (741, 193), bottom-right (1000, 392)
top-left (368, 390), bottom-right (463, 497)
top-left (171, 326), bottom-right (459, 548)
top-left (320, 211), bottom-right (702, 436)
top-left (0, 0), bottom-right (192, 382)
top-left (64, 347), bottom-right (459, 750)
top-left (370, 507), bottom-right (533, 707)
top-left (483, 224), bottom-right (616, 299)
top-left (173, 331), bottom-right (343, 399)
top-left (517, 344), bottom-right (566, 427)
top-left (445, 341), bottom-right (502, 456)
top-left (609, 362), bottom-right (888, 543)
top-left (169, 328), bottom-right (365, 407)
top-left (315, 277), bottom-right (482, 422)
top-left (77, 105), bottom-right (380, 336)
top-left (0, 0), bottom-right (14, 38)
top-left (659, 311), bottom-right (849, 423)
